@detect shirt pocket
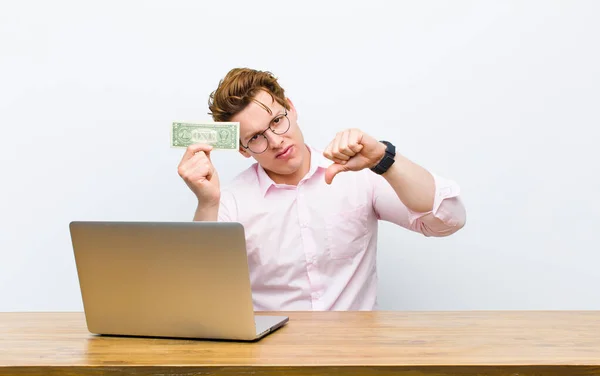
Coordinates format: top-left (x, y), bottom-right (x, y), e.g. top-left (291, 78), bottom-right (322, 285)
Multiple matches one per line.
top-left (324, 204), bottom-right (370, 260)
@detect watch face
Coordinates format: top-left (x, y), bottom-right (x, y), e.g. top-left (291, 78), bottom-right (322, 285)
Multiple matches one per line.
top-left (383, 141), bottom-right (395, 156)
top-left (382, 155), bottom-right (395, 168)
top-left (371, 141), bottom-right (395, 174)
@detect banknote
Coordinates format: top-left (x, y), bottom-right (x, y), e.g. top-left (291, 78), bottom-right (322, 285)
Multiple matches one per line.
top-left (170, 121), bottom-right (240, 150)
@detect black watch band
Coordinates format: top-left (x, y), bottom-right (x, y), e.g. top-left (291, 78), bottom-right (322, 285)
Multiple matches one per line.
top-left (370, 141), bottom-right (396, 175)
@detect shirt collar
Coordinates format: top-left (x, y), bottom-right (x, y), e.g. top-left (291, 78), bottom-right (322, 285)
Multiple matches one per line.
top-left (256, 144), bottom-right (330, 197)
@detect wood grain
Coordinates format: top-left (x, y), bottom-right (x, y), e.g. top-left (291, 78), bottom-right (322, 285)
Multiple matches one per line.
top-left (1, 311), bottom-right (600, 375)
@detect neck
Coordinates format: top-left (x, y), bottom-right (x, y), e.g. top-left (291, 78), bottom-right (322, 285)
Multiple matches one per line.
top-left (266, 144), bottom-right (311, 186)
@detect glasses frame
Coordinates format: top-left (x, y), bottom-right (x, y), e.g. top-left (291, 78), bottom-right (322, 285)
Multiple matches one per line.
top-left (239, 109), bottom-right (291, 154)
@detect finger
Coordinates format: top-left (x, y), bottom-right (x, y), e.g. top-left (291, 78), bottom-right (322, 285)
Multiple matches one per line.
top-left (194, 153), bottom-right (215, 181)
top-left (323, 139), bottom-right (335, 161)
top-left (347, 129), bottom-right (364, 154)
top-left (332, 132), bottom-right (350, 161)
top-left (189, 150), bottom-right (208, 164)
top-left (325, 163), bottom-right (347, 185)
top-left (183, 152), bottom-right (207, 173)
top-left (338, 131), bottom-right (356, 158)
top-left (180, 152), bottom-right (212, 180)
top-left (192, 163), bottom-right (213, 183)
top-left (205, 162), bottom-right (213, 181)
top-left (182, 143), bottom-right (214, 161)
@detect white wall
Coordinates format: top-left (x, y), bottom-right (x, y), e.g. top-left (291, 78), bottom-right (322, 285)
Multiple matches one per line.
top-left (1, 0), bottom-right (599, 311)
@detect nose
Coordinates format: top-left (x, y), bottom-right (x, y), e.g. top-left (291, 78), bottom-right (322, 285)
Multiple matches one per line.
top-left (265, 129), bottom-right (284, 149)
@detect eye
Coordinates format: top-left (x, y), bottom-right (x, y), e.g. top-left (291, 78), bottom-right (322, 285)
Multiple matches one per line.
top-left (249, 134), bottom-right (260, 142)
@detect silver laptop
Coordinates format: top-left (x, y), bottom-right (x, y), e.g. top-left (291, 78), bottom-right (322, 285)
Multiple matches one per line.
top-left (69, 221), bottom-right (288, 341)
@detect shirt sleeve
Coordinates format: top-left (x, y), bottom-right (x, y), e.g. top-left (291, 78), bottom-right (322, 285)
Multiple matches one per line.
top-left (370, 171), bottom-right (466, 237)
top-left (217, 189), bottom-right (238, 222)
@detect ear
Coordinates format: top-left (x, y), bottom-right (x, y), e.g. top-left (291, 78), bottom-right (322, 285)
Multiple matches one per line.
top-left (239, 145), bottom-right (251, 158)
top-left (286, 97), bottom-right (296, 113)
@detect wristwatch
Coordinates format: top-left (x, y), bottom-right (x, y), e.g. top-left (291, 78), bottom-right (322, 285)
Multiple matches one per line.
top-left (370, 141), bottom-right (396, 175)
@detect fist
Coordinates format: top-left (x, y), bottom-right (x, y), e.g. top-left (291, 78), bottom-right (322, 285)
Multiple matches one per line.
top-left (177, 143), bottom-right (221, 206)
top-left (323, 128), bottom-right (386, 184)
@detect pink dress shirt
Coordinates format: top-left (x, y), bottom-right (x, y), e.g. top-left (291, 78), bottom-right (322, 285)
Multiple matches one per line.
top-left (218, 145), bottom-right (466, 311)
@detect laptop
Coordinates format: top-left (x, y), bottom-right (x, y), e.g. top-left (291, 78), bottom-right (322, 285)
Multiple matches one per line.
top-left (69, 221), bottom-right (288, 341)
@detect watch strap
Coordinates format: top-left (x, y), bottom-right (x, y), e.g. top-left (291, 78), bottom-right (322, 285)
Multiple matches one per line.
top-left (370, 141), bottom-right (396, 175)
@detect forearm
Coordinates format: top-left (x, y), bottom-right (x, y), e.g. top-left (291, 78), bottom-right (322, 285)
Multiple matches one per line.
top-left (193, 202), bottom-right (219, 221)
top-left (381, 154), bottom-right (435, 214)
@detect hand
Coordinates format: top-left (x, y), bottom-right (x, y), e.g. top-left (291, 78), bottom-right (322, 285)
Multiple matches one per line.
top-left (323, 128), bottom-right (387, 184)
top-left (177, 143), bottom-right (221, 207)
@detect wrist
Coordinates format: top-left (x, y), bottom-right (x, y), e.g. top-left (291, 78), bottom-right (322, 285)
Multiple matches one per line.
top-left (369, 142), bottom-right (388, 168)
top-left (197, 199), bottom-right (220, 210)
top-left (370, 140), bottom-right (396, 175)
top-left (194, 201), bottom-right (219, 221)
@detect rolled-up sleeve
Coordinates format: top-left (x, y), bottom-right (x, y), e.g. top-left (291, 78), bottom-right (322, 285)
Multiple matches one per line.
top-left (371, 171), bottom-right (466, 237)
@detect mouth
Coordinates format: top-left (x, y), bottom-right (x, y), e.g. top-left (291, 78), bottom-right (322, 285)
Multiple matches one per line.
top-left (276, 145), bottom-right (293, 159)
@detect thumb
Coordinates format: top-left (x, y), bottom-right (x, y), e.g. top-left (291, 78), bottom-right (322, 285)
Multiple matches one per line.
top-left (325, 163), bottom-right (347, 185)
top-left (204, 145), bottom-right (213, 161)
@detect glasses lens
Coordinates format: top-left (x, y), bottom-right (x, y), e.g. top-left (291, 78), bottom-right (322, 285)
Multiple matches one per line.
top-left (248, 135), bottom-right (268, 154)
top-left (271, 115), bottom-right (290, 135)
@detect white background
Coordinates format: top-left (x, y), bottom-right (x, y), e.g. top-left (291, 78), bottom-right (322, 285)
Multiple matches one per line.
top-left (1, 0), bottom-right (599, 311)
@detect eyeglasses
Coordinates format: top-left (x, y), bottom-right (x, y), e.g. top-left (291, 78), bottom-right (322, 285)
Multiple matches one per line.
top-left (240, 109), bottom-right (291, 154)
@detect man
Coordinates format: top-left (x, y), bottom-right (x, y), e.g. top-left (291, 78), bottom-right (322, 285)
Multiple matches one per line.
top-left (178, 68), bottom-right (466, 311)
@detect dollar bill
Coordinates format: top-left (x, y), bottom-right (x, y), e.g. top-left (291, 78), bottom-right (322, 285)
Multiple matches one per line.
top-left (170, 121), bottom-right (240, 150)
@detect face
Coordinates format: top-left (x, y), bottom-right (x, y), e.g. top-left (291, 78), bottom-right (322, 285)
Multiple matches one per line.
top-left (232, 90), bottom-right (309, 184)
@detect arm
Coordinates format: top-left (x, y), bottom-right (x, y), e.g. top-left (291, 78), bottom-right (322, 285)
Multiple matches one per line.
top-left (371, 165), bottom-right (466, 237)
top-left (378, 150), bottom-right (466, 235)
top-left (379, 149), bottom-right (435, 213)
top-left (177, 143), bottom-right (222, 222)
top-left (193, 189), bottom-right (236, 222)
top-left (193, 203), bottom-right (219, 221)
top-left (323, 129), bottom-right (466, 236)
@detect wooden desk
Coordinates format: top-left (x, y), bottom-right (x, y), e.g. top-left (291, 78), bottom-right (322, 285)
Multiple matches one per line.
top-left (1, 311), bottom-right (599, 375)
